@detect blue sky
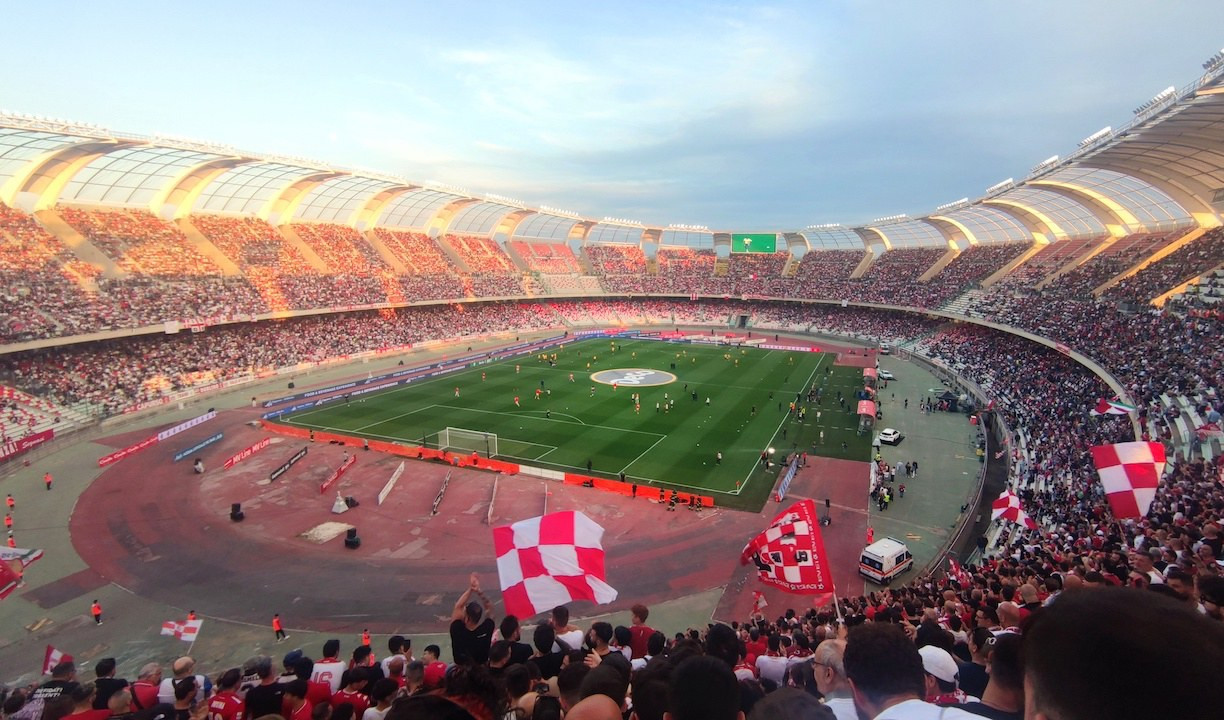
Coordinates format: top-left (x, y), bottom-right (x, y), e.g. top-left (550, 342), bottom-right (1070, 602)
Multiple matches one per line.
top-left (2, 1), bottom-right (1223, 229)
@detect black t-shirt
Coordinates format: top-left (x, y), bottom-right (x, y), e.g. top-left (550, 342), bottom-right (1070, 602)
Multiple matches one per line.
top-left (450, 617), bottom-right (495, 665)
top-left (595, 650), bottom-right (632, 680)
top-left (961, 701), bottom-right (1022, 720)
top-left (957, 660), bottom-right (989, 699)
top-left (509, 641), bottom-right (534, 666)
top-left (244, 682), bottom-right (285, 719)
top-left (527, 652), bottom-right (565, 681)
top-left (94, 677), bottom-right (131, 710)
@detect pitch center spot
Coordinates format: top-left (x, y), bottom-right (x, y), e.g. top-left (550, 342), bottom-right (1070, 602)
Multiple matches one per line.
top-left (590, 368), bottom-right (678, 387)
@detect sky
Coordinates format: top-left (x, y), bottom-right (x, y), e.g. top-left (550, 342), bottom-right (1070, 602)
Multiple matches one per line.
top-left (2, 1), bottom-right (1223, 229)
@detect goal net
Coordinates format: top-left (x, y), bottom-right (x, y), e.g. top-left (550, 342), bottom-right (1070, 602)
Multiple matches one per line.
top-left (439, 427), bottom-right (499, 458)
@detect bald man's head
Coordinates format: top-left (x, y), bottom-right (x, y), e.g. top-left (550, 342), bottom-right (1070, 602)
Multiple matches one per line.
top-left (565, 694), bottom-right (622, 720)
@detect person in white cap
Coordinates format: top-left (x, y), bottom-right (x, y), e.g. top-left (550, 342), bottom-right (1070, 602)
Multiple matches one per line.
top-left (919, 645), bottom-right (976, 706)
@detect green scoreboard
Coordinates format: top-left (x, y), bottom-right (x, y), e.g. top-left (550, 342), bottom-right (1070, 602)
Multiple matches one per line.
top-left (731, 233), bottom-right (778, 253)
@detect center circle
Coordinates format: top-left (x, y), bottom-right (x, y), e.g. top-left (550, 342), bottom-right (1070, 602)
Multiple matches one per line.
top-left (591, 368), bottom-right (678, 387)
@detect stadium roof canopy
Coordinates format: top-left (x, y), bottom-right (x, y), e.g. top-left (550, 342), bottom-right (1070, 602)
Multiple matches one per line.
top-left (1, 56), bottom-right (1223, 247)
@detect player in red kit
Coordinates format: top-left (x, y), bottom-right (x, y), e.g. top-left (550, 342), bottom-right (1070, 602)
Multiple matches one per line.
top-left (273, 613), bottom-right (286, 642)
top-left (513, 396), bottom-right (520, 407)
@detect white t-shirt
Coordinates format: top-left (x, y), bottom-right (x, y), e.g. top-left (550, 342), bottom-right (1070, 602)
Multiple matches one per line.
top-left (755, 655), bottom-right (790, 686)
top-left (553, 628), bottom-right (585, 653)
top-left (362, 707), bottom-right (389, 720)
top-left (311, 660), bottom-right (347, 694)
top-left (157, 675), bottom-right (206, 705)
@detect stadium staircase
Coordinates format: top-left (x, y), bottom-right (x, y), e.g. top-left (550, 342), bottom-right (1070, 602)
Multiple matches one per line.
top-left (918, 247), bottom-right (958, 282)
top-left (176, 220), bottom-right (243, 276)
top-left (35, 209), bottom-right (125, 279)
top-left (359, 230), bottom-right (409, 273)
top-left (1153, 259), bottom-right (1224, 308)
top-left (434, 236), bottom-right (474, 273)
top-left (271, 225), bottom-right (330, 272)
top-left (941, 289), bottom-right (987, 315)
top-left (979, 242), bottom-right (1043, 288)
top-left (1092, 227), bottom-right (1208, 297)
top-left (0, 385), bottom-right (88, 439)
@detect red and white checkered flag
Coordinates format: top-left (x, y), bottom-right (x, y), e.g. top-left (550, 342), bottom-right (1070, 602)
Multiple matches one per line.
top-left (741, 499), bottom-right (835, 595)
top-left (160, 619), bottom-right (203, 641)
top-left (991, 489), bottom-right (1038, 530)
top-left (493, 511), bottom-right (618, 618)
top-left (43, 645), bottom-right (73, 674)
top-left (1091, 441), bottom-right (1166, 519)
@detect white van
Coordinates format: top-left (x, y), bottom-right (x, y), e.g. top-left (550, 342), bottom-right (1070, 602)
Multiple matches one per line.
top-left (859, 537), bottom-right (914, 585)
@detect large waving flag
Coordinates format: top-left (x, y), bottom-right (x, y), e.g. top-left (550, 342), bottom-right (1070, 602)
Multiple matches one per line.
top-left (493, 511), bottom-right (618, 618)
top-left (161, 619), bottom-right (203, 641)
top-left (0, 546), bottom-right (42, 600)
top-left (740, 499), bottom-right (835, 595)
top-left (991, 489), bottom-right (1038, 530)
top-left (43, 645), bottom-right (73, 674)
top-left (1091, 441), bottom-right (1166, 519)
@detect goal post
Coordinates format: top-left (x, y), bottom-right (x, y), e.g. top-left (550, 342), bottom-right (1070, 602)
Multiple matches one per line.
top-left (439, 427), bottom-right (499, 458)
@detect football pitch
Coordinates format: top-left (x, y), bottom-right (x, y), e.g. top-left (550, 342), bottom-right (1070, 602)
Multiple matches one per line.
top-left (281, 338), bottom-right (873, 510)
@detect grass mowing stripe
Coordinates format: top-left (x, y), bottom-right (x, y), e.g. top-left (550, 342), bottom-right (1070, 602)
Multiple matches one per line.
top-left (280, 338), bottom-right (853, 510)
top-left (736, 352), bottom-right (827, 496)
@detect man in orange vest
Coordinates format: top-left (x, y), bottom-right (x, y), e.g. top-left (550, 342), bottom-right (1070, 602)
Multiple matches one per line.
top-left (4, 513), bottom-right (11, 530)
top-left (188, 610), bottom-right (197, 621)
top-left (92, 599), bottom-right (103, 625)
top-left (7, 533), bottom-right (15, 548)
top-left (361, 629), bottom-right (371, 647)
top-left (273, 613), bottom-right (287, 642)
top-left (5, 494), bottom-right (13, 510)
top-left (44, 472), bottom-right (52, 491)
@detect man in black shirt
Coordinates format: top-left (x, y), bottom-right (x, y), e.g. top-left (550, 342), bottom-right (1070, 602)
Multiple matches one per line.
top-left (449, 572), bottom-right (495, 665)
top-left (242, 656), bottom-right (285, 719)
top-left (93, 658), bottom-right (130, 710)
top-left (528, 624), bottom-right (565, 681)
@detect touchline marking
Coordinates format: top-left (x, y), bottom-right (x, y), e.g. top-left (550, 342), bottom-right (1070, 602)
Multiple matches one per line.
top-left (735, 353), bottom-right (827, 495)
top-left (618, 435), bottom-right (668, 475)
top-left (433, 404), bottom-right (664, 438)
top-left (355, 403), bottom-right (442, 432)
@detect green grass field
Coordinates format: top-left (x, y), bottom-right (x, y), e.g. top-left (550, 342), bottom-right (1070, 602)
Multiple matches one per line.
top-left (282, 338), bottom-right (873, 510)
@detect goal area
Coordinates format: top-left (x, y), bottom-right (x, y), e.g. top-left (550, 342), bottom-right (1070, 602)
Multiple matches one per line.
top-left (438, 427), bottom-right (499, 458)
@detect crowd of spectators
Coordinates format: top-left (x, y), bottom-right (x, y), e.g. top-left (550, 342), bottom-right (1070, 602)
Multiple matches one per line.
top-left (58, 208), bottom-right (222, 278)
top-left (1043, 229), bottom-right (1187, 299)
top-left (921, 244), bottom-right (1028, 298)
top-left (0, 303), bottom-right (563, 415)
top-left (290, 224), bottom-right (390, 275)
top-left (988, 236), bottom-right (1102, 293)
top-left (444, 235), bottom-right (517, 273)
top-left (508, 241), bottom-right (581, 274)
top-left (585, 244), bottom-right (646, 276)
top-left (1105, 227), bottom-right (1224, 303)
top-left (5, 559), bottom-right (1220, 720)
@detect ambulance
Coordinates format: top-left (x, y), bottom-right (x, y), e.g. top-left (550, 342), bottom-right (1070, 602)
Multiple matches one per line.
top-left (859, 537), bottom-right (914, 585)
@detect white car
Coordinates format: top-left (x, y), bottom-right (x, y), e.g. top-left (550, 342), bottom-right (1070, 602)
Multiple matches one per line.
top-left (879, 370), bottom-right (895, 381)
top-left (877, 428), bottom-right (903, 445)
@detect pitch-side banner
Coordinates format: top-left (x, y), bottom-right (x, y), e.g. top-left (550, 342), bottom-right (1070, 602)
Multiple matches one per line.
top-left (157, 411), bottom-right (217, 441)
top-left (0, 429), bottom-right (54, 462)
top-left (98, 435), bottom-right (159, 467)
top-left (223, 438), bottom-right (271, 469)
